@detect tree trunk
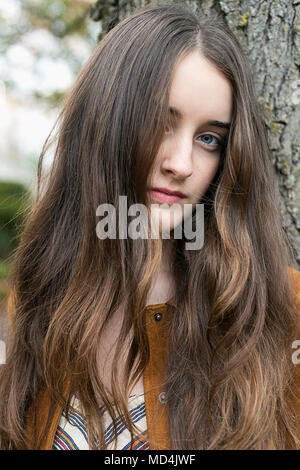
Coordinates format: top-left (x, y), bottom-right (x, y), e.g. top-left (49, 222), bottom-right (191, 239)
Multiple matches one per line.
top-left (90, 0), bottom-right (300, 266)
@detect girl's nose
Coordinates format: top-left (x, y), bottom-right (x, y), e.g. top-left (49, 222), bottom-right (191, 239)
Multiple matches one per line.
top-left (160, 134), bottom-right (193, 179)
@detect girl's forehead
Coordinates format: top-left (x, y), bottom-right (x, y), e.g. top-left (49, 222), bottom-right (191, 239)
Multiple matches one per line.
top-left (169, 51), bottom-right (233, 124)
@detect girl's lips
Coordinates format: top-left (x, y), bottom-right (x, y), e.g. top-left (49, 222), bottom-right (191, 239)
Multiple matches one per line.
top-left (148, 189), bottom-right (184, 204)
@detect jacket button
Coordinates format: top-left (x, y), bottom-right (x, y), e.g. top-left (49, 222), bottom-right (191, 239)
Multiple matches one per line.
top-left (158, 392), bottom-right (167, 403)
top-left (153, 312), bottom-right (162, 322)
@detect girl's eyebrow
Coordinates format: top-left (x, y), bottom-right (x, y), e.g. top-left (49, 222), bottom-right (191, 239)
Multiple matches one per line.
top-left (169, 106), bottom-right (231, 130)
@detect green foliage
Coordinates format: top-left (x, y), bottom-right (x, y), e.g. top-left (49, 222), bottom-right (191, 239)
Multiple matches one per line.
top-left (1, 0), bottom-right (99, 104)
top-left (0, 181), bottom-right (32, 261)
top-left (33, 90), bottom-right (66, 107)
top-left (0, 260), bottom-right (11, 280)
top-left (24, 0), bottom-right (93, 38)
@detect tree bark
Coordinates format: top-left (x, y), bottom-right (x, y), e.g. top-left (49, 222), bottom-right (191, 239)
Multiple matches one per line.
top-left (90, 0), bottom-right (300, 266)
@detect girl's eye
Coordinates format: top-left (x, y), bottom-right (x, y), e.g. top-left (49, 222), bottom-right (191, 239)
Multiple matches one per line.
top-left (164, 126), bottom-right (225, 149)
top-left (198, 134), bottom-right (221, 147)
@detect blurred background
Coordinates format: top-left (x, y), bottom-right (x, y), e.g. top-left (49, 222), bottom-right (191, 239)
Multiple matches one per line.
top-left (0, 0), bottom-right (299, 346)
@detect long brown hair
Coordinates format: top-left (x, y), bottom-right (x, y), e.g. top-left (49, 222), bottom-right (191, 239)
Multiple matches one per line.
top-left (1, 1), bottom-right (299, 450)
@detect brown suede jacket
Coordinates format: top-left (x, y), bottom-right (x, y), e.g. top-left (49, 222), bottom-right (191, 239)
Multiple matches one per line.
top-left (7, 267), bottom-right (300, 450)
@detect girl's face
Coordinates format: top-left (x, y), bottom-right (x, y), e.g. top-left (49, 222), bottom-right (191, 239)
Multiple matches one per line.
top-left (147, 50), bottom-right (232, 236)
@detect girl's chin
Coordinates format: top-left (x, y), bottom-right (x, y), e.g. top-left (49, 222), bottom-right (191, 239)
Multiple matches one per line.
top-left (149, 208), bottom-right (184, 237)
